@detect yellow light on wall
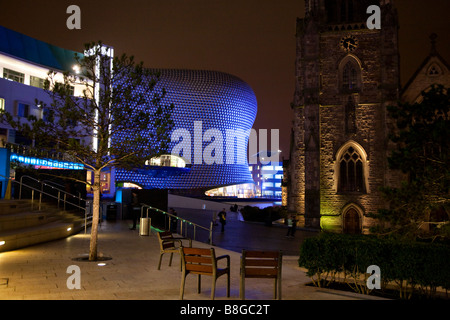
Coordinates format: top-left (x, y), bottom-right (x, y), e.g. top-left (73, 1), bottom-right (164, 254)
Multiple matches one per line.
top-left (0, 241), bottom-right (5, 246)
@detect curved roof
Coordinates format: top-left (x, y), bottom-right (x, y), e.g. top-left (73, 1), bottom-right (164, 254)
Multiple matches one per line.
top-left (116, 68), bottom-right (258, 189)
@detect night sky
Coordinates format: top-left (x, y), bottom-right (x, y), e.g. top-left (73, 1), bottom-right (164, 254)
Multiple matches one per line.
top-left (1, 0), bottom-right (449, 159)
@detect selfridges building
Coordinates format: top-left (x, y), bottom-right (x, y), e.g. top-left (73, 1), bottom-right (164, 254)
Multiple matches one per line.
top-left (0, 25), bottom-right (257, 196)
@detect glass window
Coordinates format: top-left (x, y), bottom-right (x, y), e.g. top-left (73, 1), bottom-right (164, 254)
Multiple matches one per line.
top-left (30, 76), bottom-right (45, 89)
top-left (3, 68), bottom-right (24, 83)
top-left (343, 62), bottom-right (358, 91)
top-left (16, 103), bottom-right (29, 117)
top-left (338, 146), bottom-right (365, 193)
top-left (0, 98), bottom-right (5, 111)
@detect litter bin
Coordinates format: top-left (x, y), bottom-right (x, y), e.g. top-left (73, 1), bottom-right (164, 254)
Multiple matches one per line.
top-left (139, 209), bottom-right (151, 236)
top-left (106, 204), bottom-right (117, 221)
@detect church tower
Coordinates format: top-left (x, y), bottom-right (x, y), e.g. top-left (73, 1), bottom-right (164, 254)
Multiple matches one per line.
top-left (287, 0), bottom-right (400, 232)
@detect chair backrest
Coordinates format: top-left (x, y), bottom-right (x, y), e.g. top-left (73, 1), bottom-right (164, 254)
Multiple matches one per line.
top-left (158, 231), bottom-right (176, 250)
top-left (241, 250), bottom-right (282, 278)
top-left (181, 247), bottom-right (216, 275)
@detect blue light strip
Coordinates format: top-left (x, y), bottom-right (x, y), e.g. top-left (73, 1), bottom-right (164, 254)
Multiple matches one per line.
top-left (10, 154), bottom-right (84, 170)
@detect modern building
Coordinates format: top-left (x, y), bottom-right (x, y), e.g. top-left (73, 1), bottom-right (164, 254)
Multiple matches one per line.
top-left (115, 68), bottom-right (258, 196)
top-left (0, 25), bottom-right (258, 200)
top-left (248, 151), bottom-right (283, 198)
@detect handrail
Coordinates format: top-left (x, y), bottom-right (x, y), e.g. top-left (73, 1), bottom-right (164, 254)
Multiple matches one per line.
top-left (43, 179), bottom-right (82, 199)
top-left (0, 173), bottom-right (92, 234)
top-left (19, 175), bottom-right (82, 206)
top-left (141, 204), bottom-right (213, 245)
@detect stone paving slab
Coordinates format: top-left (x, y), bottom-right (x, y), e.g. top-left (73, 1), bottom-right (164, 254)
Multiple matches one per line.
top-left (0, 218), bottom-right (388, 301)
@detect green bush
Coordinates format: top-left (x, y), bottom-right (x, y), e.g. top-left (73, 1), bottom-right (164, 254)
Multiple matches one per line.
top-left (298, 233), bottom-right (450, 298)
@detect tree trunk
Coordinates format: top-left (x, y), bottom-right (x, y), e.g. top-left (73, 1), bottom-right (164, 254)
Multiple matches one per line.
top-left (89, 169), bottom-right (101, 261)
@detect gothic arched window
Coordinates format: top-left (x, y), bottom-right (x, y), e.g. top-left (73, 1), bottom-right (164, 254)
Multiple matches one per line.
top-left (338, 146), bottom-right (366, 193)
top-left (342, 61), bottom-right (359, 91)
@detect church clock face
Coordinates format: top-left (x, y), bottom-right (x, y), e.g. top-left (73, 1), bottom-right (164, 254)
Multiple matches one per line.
top-left (340, 35), bottom-right (359, 52)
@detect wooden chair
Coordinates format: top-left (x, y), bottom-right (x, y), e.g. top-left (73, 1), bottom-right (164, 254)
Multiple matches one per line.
top-left (180, 247), bottom-right (230, 300)
top-left (240, 250), bottom-right (282, 300)
top-left (157, 231), bottom-right (192, 270)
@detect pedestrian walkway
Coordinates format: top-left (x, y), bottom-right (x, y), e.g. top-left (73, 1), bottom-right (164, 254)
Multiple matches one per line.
top-left (0, 208), bottom-right (386, 300)
top-left (174, 207), bottom-right (318, 256)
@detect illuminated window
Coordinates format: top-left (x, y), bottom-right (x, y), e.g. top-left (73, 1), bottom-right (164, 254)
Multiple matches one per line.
top-left (338, 146), bottom-right (365, 193)
top-left (0, 98), bottom-right (5, 111)
top-left (146, 154), bottom-right (186, 168)
top-left (3, 68), bottom-right (24, 83)
top-left (30, 76), bottom-right (45, 89)
top-left (100, 172), bottom-right (111, 194)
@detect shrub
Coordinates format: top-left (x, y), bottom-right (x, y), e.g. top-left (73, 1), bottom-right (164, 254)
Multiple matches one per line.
top-left (299, 233), bottom-right (450, 299)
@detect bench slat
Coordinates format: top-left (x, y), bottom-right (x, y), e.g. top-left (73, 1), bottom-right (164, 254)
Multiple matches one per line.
top-left (244, 251), bottom-right (279, 258)
top-left (244, 259), bottom-right (279, 267)
top-left (245, 268), bottom-right (278, 277)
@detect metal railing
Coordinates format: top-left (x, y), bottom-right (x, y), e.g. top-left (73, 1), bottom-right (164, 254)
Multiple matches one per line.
top-left (0, 174), bottom-right (92, 233)
top-left (141, 204), bottom-right (213, 245)
top-left (19, 175), bottom-right (84, 211)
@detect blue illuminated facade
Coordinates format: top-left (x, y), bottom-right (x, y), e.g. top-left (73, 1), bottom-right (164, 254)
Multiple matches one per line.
top-left (0, 25), bottom-right (258, 194)
top-left (115, 69), bottom-right (258, 191)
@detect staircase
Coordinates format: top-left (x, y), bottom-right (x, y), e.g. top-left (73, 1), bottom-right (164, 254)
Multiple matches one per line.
top-left (0, 199), bottom-right (88, 252)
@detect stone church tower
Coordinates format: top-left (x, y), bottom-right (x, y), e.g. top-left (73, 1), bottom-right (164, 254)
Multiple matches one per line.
top-left (286, 0), bottom-right (400, 233)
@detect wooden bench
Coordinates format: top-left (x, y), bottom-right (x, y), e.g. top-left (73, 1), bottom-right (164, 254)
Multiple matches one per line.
top-left (240, 250), bottom-right (282, 300)
top-left (157, 231), bottom-right (192, 270)
top-left (180, 247), bottom-right (230, 300)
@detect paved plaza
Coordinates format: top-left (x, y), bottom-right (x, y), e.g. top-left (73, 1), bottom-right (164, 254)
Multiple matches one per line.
top-left (0, 207), bottom-right (387, 301)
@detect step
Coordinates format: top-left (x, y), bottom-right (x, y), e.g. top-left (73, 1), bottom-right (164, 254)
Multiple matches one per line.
top-left (0, 209), bottom-right (65, 232)
top-left (0, 200), bottom-right (34, 214)
top-left (0, 199), bottom-right (62, 215)
top-left (0, 219), bottom-right (86, 253)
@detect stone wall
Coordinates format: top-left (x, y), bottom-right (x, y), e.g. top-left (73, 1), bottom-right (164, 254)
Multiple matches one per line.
top-left (287, 1), bottom-right (401, 233)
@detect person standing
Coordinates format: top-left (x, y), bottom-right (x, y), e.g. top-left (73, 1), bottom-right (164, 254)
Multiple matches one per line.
top-left (169, 207), bottom-right (178, 233)
top-left (218, 208), bottom-right (227, 232)
top-left (130, 191), bottom-right (140, 230)
top-left (286, 214), bottom-right (297, 238)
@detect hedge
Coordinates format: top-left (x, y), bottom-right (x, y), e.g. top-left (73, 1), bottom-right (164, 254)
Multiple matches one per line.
top-left (298, 233), bottom-right (450, 298)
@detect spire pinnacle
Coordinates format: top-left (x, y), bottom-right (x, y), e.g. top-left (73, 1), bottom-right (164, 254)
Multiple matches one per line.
top-left (430, 33), bottom-right (438, 55)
